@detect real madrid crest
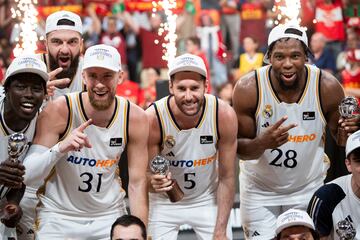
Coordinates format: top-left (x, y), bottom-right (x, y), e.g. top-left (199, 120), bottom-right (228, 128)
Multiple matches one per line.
top-left (25, 63), bottom-right (34, 68)
top-left (262, 104), bottom-right (273, 119)
top-left (164, 135), bottom-right (176, 149)
top-left (97, 54), bottom-right (105, 61)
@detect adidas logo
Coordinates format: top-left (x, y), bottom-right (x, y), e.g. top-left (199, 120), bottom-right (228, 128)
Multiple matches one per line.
top-left (261, 122), bottom-right (270, 128)
top-left (345, 215), bottom-right (353, 223)
top-left (252, 231), bottom-right (260, 237)
top-left (166, 151), bottom-right (175, 157)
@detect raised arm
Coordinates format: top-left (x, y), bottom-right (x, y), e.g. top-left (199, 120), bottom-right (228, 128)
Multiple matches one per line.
top-left (213, 100), bottom-right (238, 239)
top-left (127, 102), bottom-right (149, 225)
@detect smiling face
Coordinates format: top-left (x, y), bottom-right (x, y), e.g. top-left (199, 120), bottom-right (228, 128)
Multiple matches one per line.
top-left (5, 73), bottom-right (46, 121)
top-left (269, 38), bottom-right (307, 90)
top-left (46, 29), bottom-right (82, 80)
top-left (346, 149), bottom-right (360, 198)
top-left (169, 71), bottom-right (207, 117)
top-left (83, 67), bottom-right (122, 110)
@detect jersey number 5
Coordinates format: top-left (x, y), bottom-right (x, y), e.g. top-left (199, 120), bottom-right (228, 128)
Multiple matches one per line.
top-left (184, 173), bottom-right (196, 189)
top-left (270, 149), bottom-right (298, 168)
top-left (79, 172), bottom-right (103, 192)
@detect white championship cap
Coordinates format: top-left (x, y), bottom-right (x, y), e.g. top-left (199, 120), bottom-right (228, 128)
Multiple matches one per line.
top-left (45, 10), bottom-right (82, 34)
top-left (168, 53), bottom-right (207, 79)
top-left (4, 54), bottom-right (49, 86)
top-left (263, 24), bottom-right (312, 64)
top-left (276, 209), bottom-right (315, 235)
top-left (346, 130), bottom-right (360, 158)
top-left (83, 44), bottom-right (121, 72)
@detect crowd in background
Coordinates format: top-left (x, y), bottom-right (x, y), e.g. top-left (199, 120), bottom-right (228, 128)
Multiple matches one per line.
top-left (0, 0), bottom-right (359, 107)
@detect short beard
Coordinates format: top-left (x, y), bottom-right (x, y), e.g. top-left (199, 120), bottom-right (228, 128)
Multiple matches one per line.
top-left (48, 53), bottom-right (80, 81)
top-left (279, 77), bottom-right (299, 91)
top-left (88, 91), bottom-right (115, 111)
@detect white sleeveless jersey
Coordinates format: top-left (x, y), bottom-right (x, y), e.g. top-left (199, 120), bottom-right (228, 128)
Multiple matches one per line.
top-left (36, 54), bottom-right (85, 99)
top-left (151, 94), bottom-right (219, 205)
top-left (37, 92), bottom-right (128, 217)
top-left (240, 64), bottom-right (328, 206)
top-left (0, 97), bottom-right (36, 201)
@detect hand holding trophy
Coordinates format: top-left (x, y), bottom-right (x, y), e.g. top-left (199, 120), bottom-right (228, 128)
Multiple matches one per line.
top-left (150, 155), bottom-right (184, 202)
top-left (337, 96), bottom-right (359, 147)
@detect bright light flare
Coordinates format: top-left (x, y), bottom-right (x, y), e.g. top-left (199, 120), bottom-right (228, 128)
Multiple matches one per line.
top-left (273, 0), bottom-right (302, 26)
top-left (11, 0), bottom-right (39, 57)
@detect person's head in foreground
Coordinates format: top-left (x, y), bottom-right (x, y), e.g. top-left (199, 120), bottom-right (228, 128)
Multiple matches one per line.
top-left (345, 130), bottom-right (360, 198)
top-left (110, 215), bottom-right (147, 240)
top-left (276, 209), bottom-right (320, 240)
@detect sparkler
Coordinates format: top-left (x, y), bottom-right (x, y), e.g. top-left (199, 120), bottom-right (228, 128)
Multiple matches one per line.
top-left (272, 0), bottom-right (302, 26)
top-left (11, 0), bottom-right (39, 57)
top-left (152, 0), bottom-right (178, 67)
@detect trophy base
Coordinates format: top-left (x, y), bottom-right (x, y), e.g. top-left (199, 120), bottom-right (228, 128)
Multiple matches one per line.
top-left (167, 180), bottom-right (184, 202)
top-left (337, 127), bottom-right (348, 147)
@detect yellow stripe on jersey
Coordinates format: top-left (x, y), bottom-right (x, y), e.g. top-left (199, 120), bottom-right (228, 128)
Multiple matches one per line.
top-left (108, 97), bottom-right (120, 129)
top-left (123, 99), bottom-right (128, 145)
top-left (0, 120), bottom-right (6, 135)
top-left (165, 96), bottom-right (180, 132)
top-left (155, 101), bottom-right (166, 147)
top-left (308, 195), bottom-right (320, 218)
top-left (298, 65), bottom-right (311, 104)
top-left (59, 95), bottom-right (73, 141)
top-left (115, 166), bottom-right (126, 193)
top-left (197, 95), bottom-right (208, 129)
top-left (315, 68), bottom-right (326, 125)
top-left (76, 93), bottom-right (87, 123)
top-left (213, 97), bottom-right (218, 142)
top-left (255, 68), bottom-right (262, 118)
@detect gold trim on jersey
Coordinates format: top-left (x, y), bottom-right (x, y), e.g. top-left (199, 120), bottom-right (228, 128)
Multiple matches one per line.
top-left (197, 95), bottom-right (209, 129)
top-left (255, 68), bottom-right (263, 118)
top-left (308, 195), bottom-right (320, 218)
top-left (123, 98), bottom-right (128, 145)
top-left (165, 96), bottom-right (180, 132)
top-left (108, 97), bottom-right (120, 129)
top-left (213, 97), bottom-right (218, 142)
top-left (76, 93), bottom-right (87, 123)
top-left (59, 95), bottom-right (73, 141)
top-left (0, 119), bottom-right (6, 135)
top-left (155, 101), bottom-right (166, 147)
top-left (266, 66), bottom-right (280, 104)
top-left (115, 166), bottom-right (126, 193)
top-left (298, 65), bottom-right (311, 104)
top-left (315, 68), bottom-right (326, 125)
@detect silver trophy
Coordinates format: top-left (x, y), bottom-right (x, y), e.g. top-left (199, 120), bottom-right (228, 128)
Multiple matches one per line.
top-left (336, 219), bottom-right (356, 240)
top-left (337, 96), bottom-right (359, 146)
top-left (0, 133), bottom-right (28, 199)
top-left (8, 132), bottom-right (29, 163)
top-left (150, 155), bottom-right (184, 202)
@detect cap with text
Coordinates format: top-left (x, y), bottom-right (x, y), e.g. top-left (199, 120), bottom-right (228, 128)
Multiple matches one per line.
top-left (46, 10), bottom-right (82, 34)
top-left (276, 209), bottom-right (315, 234)
top-left (168, 53), bottom-right (207, 79)
top-left (346, 130), bottom-right (360, 158)
top-left (83, 44), bottom-right (121, 72)
top-left (4, 54), bottom-right (49, 86)
top-left (264, 23), bottom-right (312, 64)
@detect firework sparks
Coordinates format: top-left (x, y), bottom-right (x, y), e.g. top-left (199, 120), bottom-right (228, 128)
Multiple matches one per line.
top-left (152, 0), bottom-right (178, 67)
top-left (11, 0), bottom-right (39, 57)
top-left (272, 0), bottom-right (302, 26)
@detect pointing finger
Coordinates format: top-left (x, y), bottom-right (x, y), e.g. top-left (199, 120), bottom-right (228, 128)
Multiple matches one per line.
top-left (279, 123), bottom-right (298, 134)
top-left (48, 67), bottom-right (63, 80)
top-left (272, 116), bottom-right (288, 130)
top-left (47, 78), bottom-right (70, 88)
top-left (77, 119), bottom-right (93, 132)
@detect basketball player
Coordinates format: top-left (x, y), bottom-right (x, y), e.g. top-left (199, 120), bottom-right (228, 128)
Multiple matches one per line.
top-left (17, 11), bottom-right (85, 239)
top-left (232, 23), bottom-right (360, 239)
top-left (0, 54), bottom-right (48, 239)
top-left (146, 53), bottom-right (238, 240)
top-left (308, 130), bottom-right (360, 239)
top-left (23, 44), bottom-right (149, 239)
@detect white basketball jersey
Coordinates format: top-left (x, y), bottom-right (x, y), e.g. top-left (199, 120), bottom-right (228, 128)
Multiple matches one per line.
top-left (37, 92), bottom-right (128, 217)
top-left (240, 64), bottom-right (328, 206)
top-left (36, 54), bottom-right (85, 99)
top-left (0, 97), bottom-right (36, 201)
top-left (151, 94), bottom-right (219, 205)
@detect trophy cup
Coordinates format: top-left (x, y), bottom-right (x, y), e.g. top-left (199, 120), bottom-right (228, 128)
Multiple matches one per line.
top-left (150, 155), bottom-right (184, 202)
top-left (0, 133), bottom-right (28, 199)
top-left (8, 132), bottom-right (29, 163)
top-left (337, 96), bottom-right (359, 147)
top-left (336, 219), bottom-right (356, 240)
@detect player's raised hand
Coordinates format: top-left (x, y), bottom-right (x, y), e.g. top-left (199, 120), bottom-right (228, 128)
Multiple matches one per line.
top-left (259, 116), bottom-right (297, 149)
top-left (59, 119), bottom-right (93, 153)
top-left (46, 67), bottom-right (71, 97)
top-left (151, 172), bottom-right (173, 193)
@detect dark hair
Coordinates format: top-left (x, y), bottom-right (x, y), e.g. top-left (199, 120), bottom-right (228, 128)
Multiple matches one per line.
top-left (267, 38), bottom-right (310, 60)
top-left (110, 215), bottom-right (146, 240)
top-left (187, 36), bottom-right (201, 48)
top-left (276, 228), bottom-right (320, 240)
top-left (57, 18), bottom-right (75, 27)
top-left (4, 73), bottom-right (46, 93)
top-left (169, 71), bottom-right (206, 82)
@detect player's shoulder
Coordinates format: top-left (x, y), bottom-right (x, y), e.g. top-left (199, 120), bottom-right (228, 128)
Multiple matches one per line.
top-left (312, 176), bottom-right (348, 207)
top-left (319, 68), bottom-right (343, 92)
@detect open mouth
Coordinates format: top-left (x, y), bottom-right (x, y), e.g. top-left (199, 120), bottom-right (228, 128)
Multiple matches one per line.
top-left (281, 73), bottom-right (296, 81)
top-left (58, 56), bottom-right (71, 68)
top-left (20, 102), bottom-right (36, 114)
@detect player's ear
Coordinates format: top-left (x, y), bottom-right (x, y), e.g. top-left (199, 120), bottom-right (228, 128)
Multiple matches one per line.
top-left (169, 79), bottom-right (174, 95)
top-left (345, 158), bottom-right (352, 173)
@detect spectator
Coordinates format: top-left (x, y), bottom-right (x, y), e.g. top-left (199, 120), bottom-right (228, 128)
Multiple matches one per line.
top-left (116, 65), bottom-right (141, 104)
top-left (341, 49), bottom-right (360, 99)
top-left (110, 215), bottom-right (147, 240)
top-left (308, 129), bottom-right (360, 240)
top-left (139, 67), bottom-right (160, 109)
top-left (276, 209), bottom-right (319, 240)
top-left (310, 32), bottom-right (337, 74)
